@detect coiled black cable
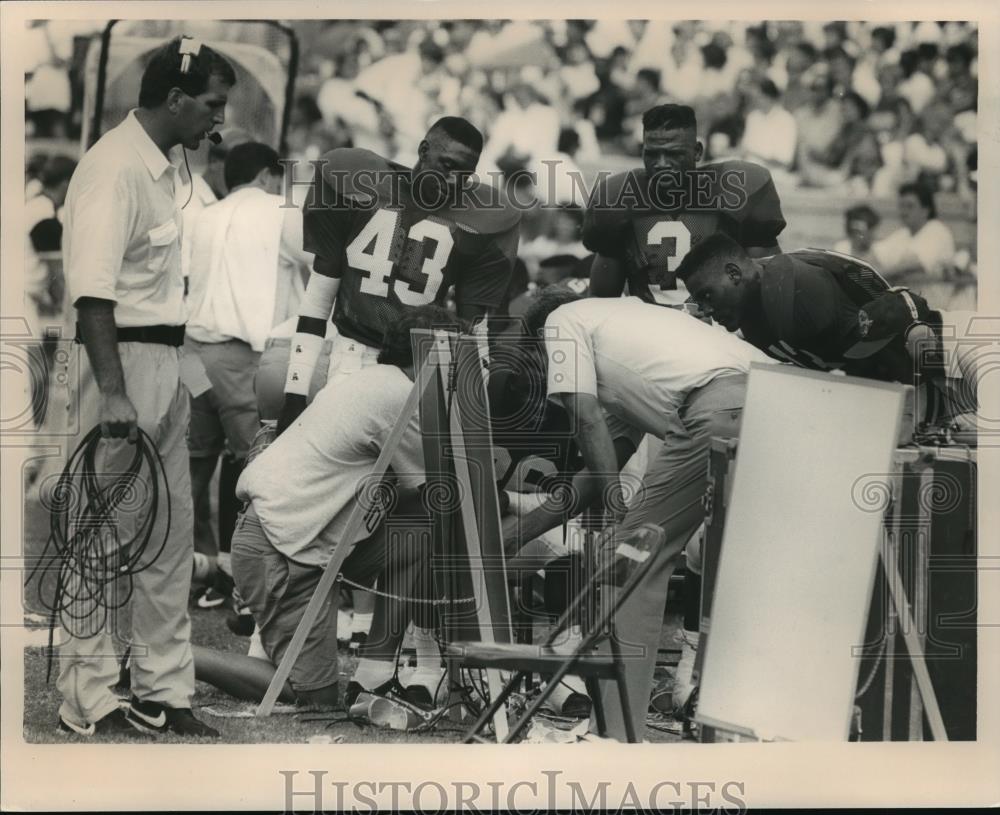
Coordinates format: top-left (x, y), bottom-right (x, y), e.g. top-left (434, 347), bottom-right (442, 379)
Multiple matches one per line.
top-left (27, 426), bottom-right (170, 679)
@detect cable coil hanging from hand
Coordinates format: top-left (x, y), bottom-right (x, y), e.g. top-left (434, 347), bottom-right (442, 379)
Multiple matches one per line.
top-left (28, 426), bottom-right (170, 679)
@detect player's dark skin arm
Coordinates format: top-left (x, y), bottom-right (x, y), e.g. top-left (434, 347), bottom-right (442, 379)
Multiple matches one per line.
top-left (76, 297), bottom-right (138, 441)
top-left (276, 257), bottom-right (342, 435)
top-left (588, 254), bottom-right (627, 297)
top-left (502, 394), bottom-right (636, 551)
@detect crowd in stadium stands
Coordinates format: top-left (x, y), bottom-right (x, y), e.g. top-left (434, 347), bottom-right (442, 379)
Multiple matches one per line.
top-left (25, 19), bottom-right (979, 311)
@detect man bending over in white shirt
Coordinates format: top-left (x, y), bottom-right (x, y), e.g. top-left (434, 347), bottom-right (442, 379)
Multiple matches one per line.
top-left (192, 305), bottom-right (461, 711)
top-left (503, 288), bottom-right (774, 741)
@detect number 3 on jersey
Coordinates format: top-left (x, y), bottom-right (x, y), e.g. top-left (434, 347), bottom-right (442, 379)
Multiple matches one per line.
top-left (346, 208), bottom-right (454, 304)
top-left (647, 220), bottom-right (692, 270)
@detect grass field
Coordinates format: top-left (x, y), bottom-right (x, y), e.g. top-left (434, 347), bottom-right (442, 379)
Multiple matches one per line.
top-left (19, 476), bottom-right (684, 746)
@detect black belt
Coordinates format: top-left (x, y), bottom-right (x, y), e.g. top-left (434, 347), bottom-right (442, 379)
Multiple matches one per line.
top-left (75, 323), bottom-right (185, 347)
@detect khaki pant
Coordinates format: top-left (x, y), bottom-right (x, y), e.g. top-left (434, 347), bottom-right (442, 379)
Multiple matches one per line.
top-left (592, 374), bottom-right (747, 741)
top-left (56, 341), bottom-right (195, 726)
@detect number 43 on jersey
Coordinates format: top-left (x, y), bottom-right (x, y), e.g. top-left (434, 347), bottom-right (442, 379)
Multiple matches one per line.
top-left (346, 208), bottom-right (454, 305)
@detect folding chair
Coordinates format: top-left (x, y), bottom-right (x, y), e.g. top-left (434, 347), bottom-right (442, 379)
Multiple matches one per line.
top-left (447, 523), bottom-right (667, 744)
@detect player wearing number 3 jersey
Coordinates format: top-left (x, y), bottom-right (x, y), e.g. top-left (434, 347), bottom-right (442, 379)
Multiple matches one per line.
top-left (275, 117), bottom-right (520, 433)
top-left (583, 104), bottom-right (786, 306)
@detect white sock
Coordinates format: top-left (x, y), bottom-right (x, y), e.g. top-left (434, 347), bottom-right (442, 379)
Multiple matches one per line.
top-left (192, 553), bottom-right (213, 583)
top-left (412, 626), bottom-right (440, 671)
top-left (336, 609), bottom-right (353, 641)
top-left (673, 629), bottom-right (700, 712)
top-left (247, 626), bottom-right (268, 661)
top-left (352, 658), bottom-right (394, 690)
top-left (549, 625), bottom-right (586, 695)
top-left (351, 612), bottom-right (373, 635)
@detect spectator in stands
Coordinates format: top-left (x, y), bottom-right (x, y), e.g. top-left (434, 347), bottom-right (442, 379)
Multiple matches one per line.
top-left (825, 46), bottom-right (856, 99)
top-left (739, 78), bottom-right (797, 172)
top-left (744, 25), bottom-right (776, 75)
top-left (484, 83), bottom-right (561, 174)
top-left (873, 182), bottom-right (956, 284)
top-left (25, 152), bottom-right (48, 201)
top-left (898, 48), bottom-right (936, 115)
top-left (580, 72), bottom-right (628, 148)
top-left (778, 41), bottom-right (818, 111)
top-left (560, 41), bottom-right (601, 103)
top-left (834, 204), bottom-right (880, 266)
top-left (519, 205), bottom-right (589, 276)
top-left (939, 43), bottom-right (977, 114)
top-left (822, 21), bottom-right (849, 52)
top-left (794, 65), bottom-right (844, 187)
top-left (902, 102), bottom-right (957, 190)
top-left (852, 26), bottom-right (897, 109)
top-left (696, 41), bottom-right (734, 104)
top-left (24, 156), bottom-right (76, 426)
top-left (870, 25), bottom-right (898, 62)
top-left (916, 42), bottom-right (941, 82)
top-left (625, 68), bottom-right (662, 123)
top-left (530, 127), bottom-right (588, 208)
top-left (607, 45), bottom-right (632, 90)
top-left (316, 51), bottom-right (391, 155)
top-left (831, 92), bottom-right (871, 160)
top-left (842, 129), bottom-right (894, 196)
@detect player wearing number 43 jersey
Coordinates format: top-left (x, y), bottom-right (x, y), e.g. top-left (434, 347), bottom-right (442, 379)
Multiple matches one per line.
top-left (276, 117), bottom-right (520, 432)
top-left (584, 104), bottom-right (786, 306)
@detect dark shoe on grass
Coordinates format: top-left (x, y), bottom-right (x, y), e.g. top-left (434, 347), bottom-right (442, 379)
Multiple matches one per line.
top-left (58, 707), bottom-right (148, 738)
top-left (127, 697), bottom-right (220, 738)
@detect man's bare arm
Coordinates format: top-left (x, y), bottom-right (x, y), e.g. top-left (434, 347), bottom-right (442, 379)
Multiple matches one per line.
top-left (76, 297), bottom-right (137, 440)
top-left (502, 394), bottom-right (635, 550)
top-left (588, 254), bottom-right (627, 297)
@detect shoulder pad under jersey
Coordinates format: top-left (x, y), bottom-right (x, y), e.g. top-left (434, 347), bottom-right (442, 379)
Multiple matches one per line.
top-left (582, 167), bottom-right (649, 255)
top-left (316, 147), bottom-right (403, 204)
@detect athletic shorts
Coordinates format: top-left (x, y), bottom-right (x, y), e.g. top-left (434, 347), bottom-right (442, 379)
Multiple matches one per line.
top-left (186, 338), bottom-right (260, 460)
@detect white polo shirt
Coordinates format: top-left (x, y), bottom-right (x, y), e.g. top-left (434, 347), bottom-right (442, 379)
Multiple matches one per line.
top-left (236, 364), bottom-right (426, 567)
top-left (63, 110), bottom-right (186, 327)
top-left (545, 297), bottom-right (772, 440)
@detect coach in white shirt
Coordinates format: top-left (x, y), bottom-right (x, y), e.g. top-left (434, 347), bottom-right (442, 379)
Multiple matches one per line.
top-left (185, 142), bottom-right (312, 566)
top-left (57, 37), bottom-right (233, 739)
top-left (505, 289), bottom-right (773, 741)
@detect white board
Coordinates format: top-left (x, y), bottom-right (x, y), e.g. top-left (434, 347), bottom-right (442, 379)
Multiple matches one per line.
top-left (696, 363), bottom-right (905, 741)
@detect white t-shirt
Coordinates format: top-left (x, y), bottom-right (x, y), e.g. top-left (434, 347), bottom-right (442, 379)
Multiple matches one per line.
top-left (186, 186), bottom-right (312, 350)
top-left (544, 297), bottom-right (772, 440)
top-left (236, 364), bottom-right (425, 567)
top-left (873, 220), bottom-right (956, 279)
top-left (741, 106), bottom-right (798, 169)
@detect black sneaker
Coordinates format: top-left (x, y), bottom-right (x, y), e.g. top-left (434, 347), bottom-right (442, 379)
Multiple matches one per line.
top-left (225, 607), bottom-right (256, 637)
top-left (126, 697), bottom-right (220, 738)
top-left (58, 707), bottom-right (148, 738)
